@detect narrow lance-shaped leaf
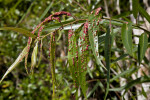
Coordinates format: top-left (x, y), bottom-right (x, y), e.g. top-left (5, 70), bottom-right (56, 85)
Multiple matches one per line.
top-left (104, 26), bottom-right (111, 100)
top-left (88, 12), bottom-right (106, 70)
top-left (38, 1), bottom-right (53, 23)
top-left (138, 33), bottom-right (148, 64)
top-left (68, 23), bottom-right (88, 99)
top-left (68, 24), bottom-right (84, 81)
top-left (121, 23), bottom-right (133, 56)
top-left (87, 82), bottom-right (101, 98)
top-left (31, 41), bottom-right (38, 71)
top-left (111, 54), bottom-right (128, 63)
top-left (141, 86), bottom-right (148, 98)
top-left (132, 0), bottom-right (139, 18)
top-left (110, 67), bottom-right (138, 82)
top-left (138, 3), bottom-right (150, 23)
top-left (0, 27), bottom-right (36, 38)
top-left (78, 22), bottom-right (89, 99)
top-left (17, 1), bottom-right (34, 25)
top-left (109, 76), bottom-right (150, 91)
top-left (68, 29), bottom-right (81, 99)
top-left (0, 46), bottom-right (28, 83)
top-left (50, 33), bottom-right (56, 99)
top-left (68, 30), bottom-right (76, 84)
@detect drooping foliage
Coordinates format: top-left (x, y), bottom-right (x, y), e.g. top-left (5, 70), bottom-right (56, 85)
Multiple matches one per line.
top-left (0, 1), bottom-right (150, 99)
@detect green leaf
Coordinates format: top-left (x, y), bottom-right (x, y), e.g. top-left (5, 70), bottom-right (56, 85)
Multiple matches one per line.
top-left (138, 33), bottom-right (148, 64)
top-left (141, 86), bottom-right (148, 98)
top-left (0, 27), bottom-right (36, 38)
top-left (104, 26), bottom-right (111, 100)
top-left (113, 11), bottom-right (132, 19)
top-left (68, 24), bottom-right (88, 99)
top-left (17, 1), bottom-right (34, 25)
top-left (68, 31), bottom-right (77, 86)
top-left (87, 82), bottom-right (100, 98)
top-left (112, 54), bottom-right (128, 63)
top-left (38, 1), bottom-right (53, 23)
top-left (109, 76), bottom-right (150, 91)
top-left (101, 19), bottom-right (123, 26)
top-left (121, 23), bottom-right (133, 56)
top-left (138, 3), bottom-right (150, 23)
top-left (110, 67), bottom-right (137, 82)
top-left (43, 20), bottom-right (85, 31)
top-left (98, 34), bottom-right (105, 45)
top-left (132, 0), bottom-right (139, 18)
top-left (88, 13), bottom-right (106, 70)
top-left (0, 46), bottom-right (28, 83)
top-left (87, 62), bottom-right (93, 79)
top-left (4, 0), bottom-right (22, 18)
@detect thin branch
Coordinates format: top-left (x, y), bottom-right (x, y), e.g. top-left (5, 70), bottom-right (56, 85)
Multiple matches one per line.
top-left (72, 0), bottom-right (87, 11)
top-left (116, 0), bottom-right (121, 14)
top-left (103, 17), bottom-right (150, 34)
top-left (87, 78), bottom-right (106, 83)
top-left (104, 0), bottom-right (110, 17)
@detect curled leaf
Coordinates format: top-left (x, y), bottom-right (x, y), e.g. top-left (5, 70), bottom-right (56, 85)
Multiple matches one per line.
top-left (0, 46), bottom-right (28, 83)
top-left (31, 41), bottom-right (38, 71)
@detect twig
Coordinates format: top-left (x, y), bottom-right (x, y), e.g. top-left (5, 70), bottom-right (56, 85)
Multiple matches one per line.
top-left (87, 78), bottom-right (106, 83)
top-left (103, 17), bottom-right (150, 34)
top-left (72, 0), bottom-right (87, 11)
top-left (116, 0), bottom-right (121, 14)
top-left (104, 0), bottom-right (110, 17)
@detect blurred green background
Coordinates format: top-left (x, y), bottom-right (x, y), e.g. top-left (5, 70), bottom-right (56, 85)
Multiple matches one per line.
top-left (0, 0), bottom-right (150, 100)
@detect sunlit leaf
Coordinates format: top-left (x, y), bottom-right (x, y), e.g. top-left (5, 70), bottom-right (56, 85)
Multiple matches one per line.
top-left (43, 20), bottom-right (85, 31)
top-left (68, 23), bottom-right (88, 99)
top-left (0, 46), bottom-right (28, 83)
top-left (31, 41), bottom-right (38, 71)
top-left (88, 13), bottom-right (106, 70)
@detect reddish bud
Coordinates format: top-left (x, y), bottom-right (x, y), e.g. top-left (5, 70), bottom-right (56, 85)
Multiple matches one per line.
top-left (86, 46), bottom-right (88, 50)
top-left (95, 7), bottom-right (102, 15)
top-left (53, 11), bottom-right (71, 16)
